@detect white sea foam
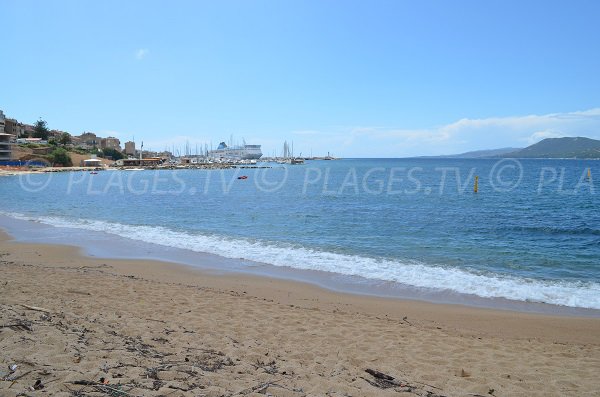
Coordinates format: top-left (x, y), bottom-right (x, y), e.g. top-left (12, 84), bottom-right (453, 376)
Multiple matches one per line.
top-left (3, 211), bottom-right (600, 309)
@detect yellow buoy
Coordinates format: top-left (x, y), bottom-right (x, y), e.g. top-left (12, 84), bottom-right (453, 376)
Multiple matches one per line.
top-left (474, 176), bottom-right (479, 193)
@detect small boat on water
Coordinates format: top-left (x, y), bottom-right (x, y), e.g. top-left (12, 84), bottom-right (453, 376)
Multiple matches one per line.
top-left (237, 175), bottom-right (248, 180)
top-left (90, 171), bottom-right (98, 174)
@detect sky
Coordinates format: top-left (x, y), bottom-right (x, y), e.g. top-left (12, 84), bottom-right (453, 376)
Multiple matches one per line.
top-left (2, 0), bottom-right (600, 157)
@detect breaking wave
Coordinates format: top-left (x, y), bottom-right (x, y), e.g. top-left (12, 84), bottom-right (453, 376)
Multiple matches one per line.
top-left (3, 211), bottom-right (600, 309)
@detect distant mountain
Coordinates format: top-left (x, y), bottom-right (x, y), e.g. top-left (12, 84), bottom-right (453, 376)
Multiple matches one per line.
top-left (425, 147), bottom-right (522, 158)
top-left (503, 137), bottom-right (600, 159)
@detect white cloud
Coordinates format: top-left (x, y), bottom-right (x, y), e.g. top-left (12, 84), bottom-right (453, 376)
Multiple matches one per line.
top-left (280, 108), bottom-right (600, 157)
top-left (134, 48), bottom-right (149, 60)
top-left (116, 108), bottom-right (600, 158)
top-left (431, 108), bottom-right (600, 150)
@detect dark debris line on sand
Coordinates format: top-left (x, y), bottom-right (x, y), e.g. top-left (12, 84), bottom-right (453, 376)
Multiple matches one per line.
top-left (0, 300), bottom-right (240, 396)
top-left (0, 299), bottom-right (299, 397)
top-left (363, 368), bottom-right (448, 397)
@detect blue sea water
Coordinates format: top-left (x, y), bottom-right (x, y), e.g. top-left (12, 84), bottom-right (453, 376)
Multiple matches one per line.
top-left (1, 158), bottom-right (599, 309)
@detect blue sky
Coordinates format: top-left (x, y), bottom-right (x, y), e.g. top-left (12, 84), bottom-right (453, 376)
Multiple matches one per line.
top-left (2, 0), bottom-right (600, 157)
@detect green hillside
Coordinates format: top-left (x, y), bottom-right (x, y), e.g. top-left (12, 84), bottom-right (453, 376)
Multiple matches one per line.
top-left (504, 137), bottom-right (600, 159)
top-left (445, 147), bottom-right (522, 158)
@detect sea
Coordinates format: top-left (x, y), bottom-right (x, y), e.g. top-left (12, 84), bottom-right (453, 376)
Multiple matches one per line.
top-left (1, 158), bottom-right (599, 314)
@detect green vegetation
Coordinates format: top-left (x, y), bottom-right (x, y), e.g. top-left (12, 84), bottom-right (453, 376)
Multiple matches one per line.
top-left (99, 147), bottom-right (124, 160)
top-left (18, 131), bottom-right (128, 164)
top-left (33, 118), bottom-right (50, 140)
top-left (49, 147), bottom-right (73, 167)
top-left (69, 147), bottom-right (92, 155)
top-left (20, 143), bottom-right (44, 149)
top-left (504, 137), bottom-right (600, 159)
top-left (59, 132), bottom-right (72, 146)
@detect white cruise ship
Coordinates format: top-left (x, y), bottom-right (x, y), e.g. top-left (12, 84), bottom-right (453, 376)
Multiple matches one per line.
top-left (208, 142), bottom-right (263, 160)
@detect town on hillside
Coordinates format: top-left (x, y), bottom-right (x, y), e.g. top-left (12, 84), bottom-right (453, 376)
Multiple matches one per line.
top-left (0, 109), bottom-right (336, 171)
top-left (0, 110), bottom-right (266, 170)
top-left (0, 109), bottom-right (165, 169)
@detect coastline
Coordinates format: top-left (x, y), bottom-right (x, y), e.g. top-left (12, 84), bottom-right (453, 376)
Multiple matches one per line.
top-left (1, 213), bottom-right (598, 317)
top-left (1, 230), bottom-right (600, 396)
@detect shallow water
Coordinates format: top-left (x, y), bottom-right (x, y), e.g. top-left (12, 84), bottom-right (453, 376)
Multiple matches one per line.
top-left (1, 158), bottom-right (599, 309)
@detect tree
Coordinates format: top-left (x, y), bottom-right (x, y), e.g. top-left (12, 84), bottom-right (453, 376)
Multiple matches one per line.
top-left (59, 132), bottom-right (72, 146)
top-left (33, 119), bottom-right (49, 140)
top-left (49, 147), bottom-right (73, 167)
top-left (100, 147), bottom-right (124, 160)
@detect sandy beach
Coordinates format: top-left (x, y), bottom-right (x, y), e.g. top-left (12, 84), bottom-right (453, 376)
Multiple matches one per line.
top-left (1, 231), bottom-right (599, 397)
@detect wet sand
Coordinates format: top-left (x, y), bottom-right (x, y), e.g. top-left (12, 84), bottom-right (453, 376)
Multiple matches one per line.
top-left (1, 231), bottom-right (599, 396)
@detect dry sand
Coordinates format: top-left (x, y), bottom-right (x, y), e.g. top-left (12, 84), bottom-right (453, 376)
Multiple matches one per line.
top-left (1, 231), bottom-right (599, 397)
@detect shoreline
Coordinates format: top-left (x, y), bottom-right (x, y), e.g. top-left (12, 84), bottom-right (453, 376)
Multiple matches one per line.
top-left (1, 230), bottom-right (599, 396)
top-left (1, 213), bottom-right (599, 317)
top-left (1, 229), bottom-right (600, 339)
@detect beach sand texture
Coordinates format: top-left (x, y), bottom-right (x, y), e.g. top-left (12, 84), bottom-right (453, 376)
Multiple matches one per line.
top-left (1, 232), bottom-right (599, 397)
